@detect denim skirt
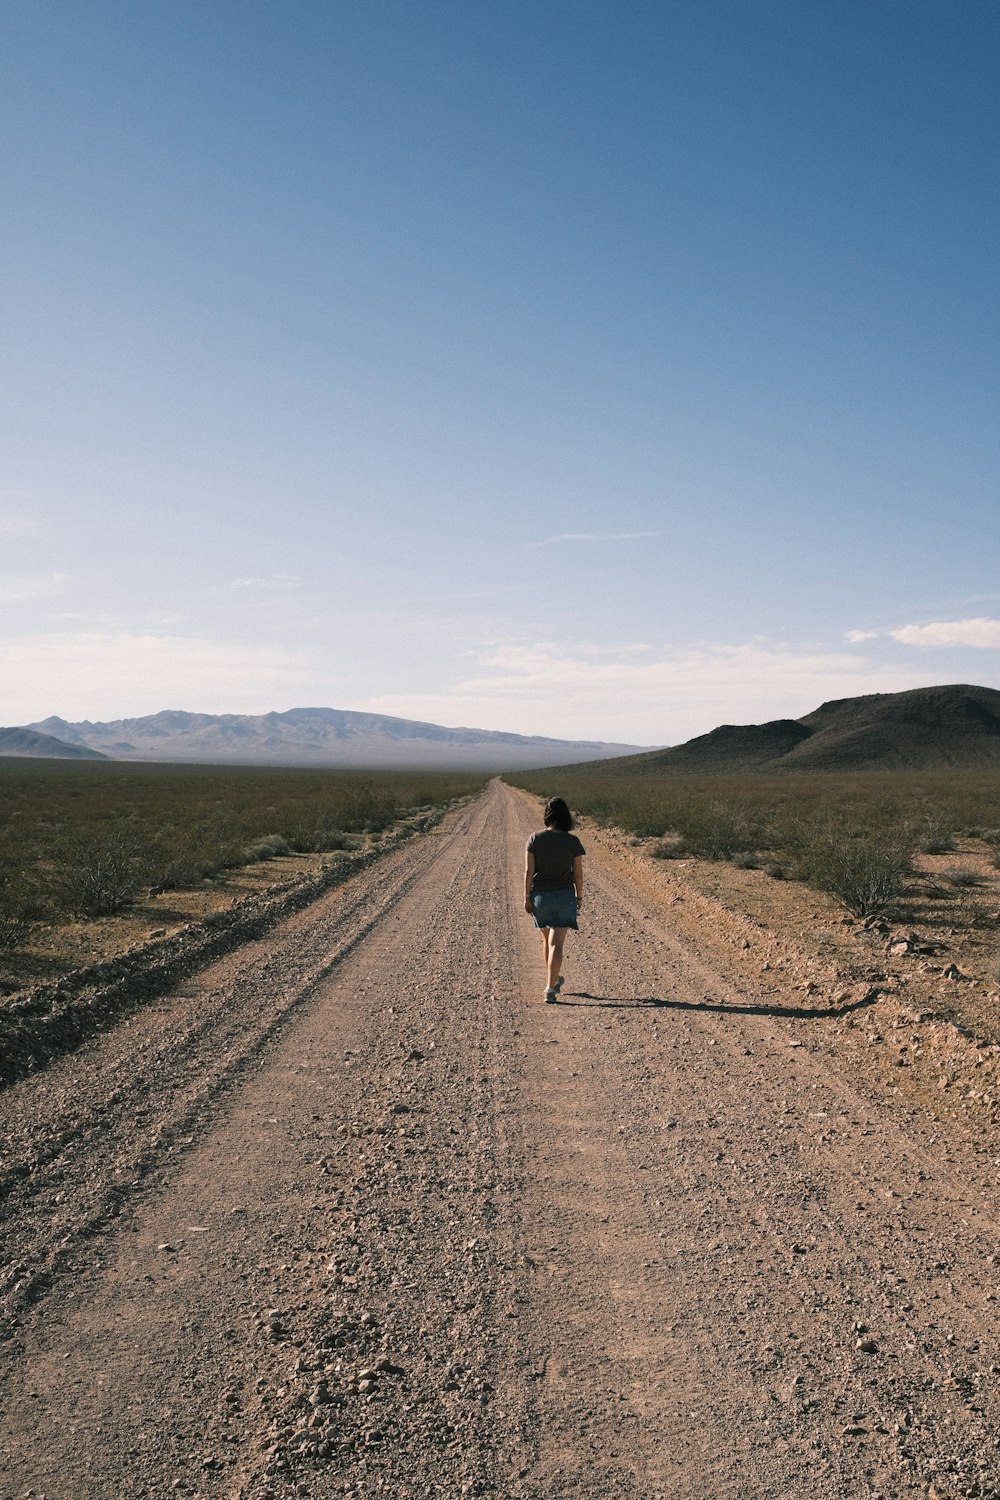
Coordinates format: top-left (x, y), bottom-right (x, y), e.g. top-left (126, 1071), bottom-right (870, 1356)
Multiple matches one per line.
top-left (531, 888), bottom-right (578, 930)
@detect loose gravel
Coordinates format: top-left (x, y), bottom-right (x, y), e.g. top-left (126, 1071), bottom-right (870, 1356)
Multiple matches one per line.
top-left (2, 781), bottom-right (999, 1499)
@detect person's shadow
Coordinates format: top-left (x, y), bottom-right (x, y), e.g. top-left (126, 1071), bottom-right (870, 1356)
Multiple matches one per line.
top-left (551, 988), bottom-right (880, 1020)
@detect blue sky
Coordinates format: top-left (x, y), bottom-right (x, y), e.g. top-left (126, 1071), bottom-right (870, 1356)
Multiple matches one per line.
top-left (2, 0), bottom-right (998, 744)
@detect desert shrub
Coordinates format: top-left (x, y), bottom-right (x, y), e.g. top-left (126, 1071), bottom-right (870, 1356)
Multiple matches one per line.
top-left (630, 815), bottom-right (669, 839)
top-left (285, 822), bottom-right (322, 854)
top-left (0, 858), bottom-right (45, 950)
top-left (731, 852), bottom-right (760, 870)
top-left (919, 824), bottom-right (956, 854)
top-left (942, 866), bottom-right (984, 888)
top-left (794, 830), bottom-right (914, 917)
top-left (649, 838), bottom-right (685, 859)
top-left (54, 825), bottom-right (150, 917)
top-left (0, 762), bottom-right (483, 939)
top-left (285, 822), bottom-right (364, 853)
top-left (508, 765), bottom-right (1000, 913)
top-left (283, 788), bottom-right (399, 849)
top-left (678, 801), bottom-right (769, 861)
top-left (336, 784), bottom-right (399, 833)
top-left (247, 834), bottom-right (292, 860)
top-left (764, 862), bottom-right (786, 879)
top-left (314, 830), bottom-right (360, 852)
top-left (148, 820), bottom-right (246, 890)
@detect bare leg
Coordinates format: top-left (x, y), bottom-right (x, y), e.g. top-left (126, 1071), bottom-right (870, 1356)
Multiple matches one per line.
top-left (547, 927), bottom-right (567, 990)
top-left (539, 927), bottom-right (550, 975)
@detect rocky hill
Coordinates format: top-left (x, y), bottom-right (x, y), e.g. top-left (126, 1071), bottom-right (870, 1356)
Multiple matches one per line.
top-left (0, 726), bottom-right (110, 761)
top-left (23, 707), bottom-right (643, 770)
top-left (571, 684), bottom-right (1000, 776)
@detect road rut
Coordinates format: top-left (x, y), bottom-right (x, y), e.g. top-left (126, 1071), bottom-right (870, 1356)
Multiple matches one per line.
top-left (2, 780), bottom-right (999, 1499)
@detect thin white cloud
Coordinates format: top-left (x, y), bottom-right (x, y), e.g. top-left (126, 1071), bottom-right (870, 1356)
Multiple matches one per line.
top-left (845, 628), bottom-right (880, 643)
top-left (6, 624), bottom-right (992, 748)
top-left (230, 572), bottom-right (301, 590)
top-left (0, 571), bottom-right (68, 603)
top-left (353, 638), bottom-right (939, 745)
top-left (528, 530), bottom-right (661, 547)
top-left (889, 617), bottom-right (1000, 649)
top-left (0, 632), bottom-right (312, 724)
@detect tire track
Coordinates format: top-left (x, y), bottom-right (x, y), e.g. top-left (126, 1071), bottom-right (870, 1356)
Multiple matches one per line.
top-left (504, 784), bottom-right (1000, 1499)
top-left (3, 782), bottom-right (1000, 1500)
top-left (0, 785), bottom-right (534, 1499)
top-left (0, 802), bottom-right (479, 1336)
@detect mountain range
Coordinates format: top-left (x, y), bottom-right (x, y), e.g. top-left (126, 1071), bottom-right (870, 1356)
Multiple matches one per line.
top-left (573, 684), bottom-right (1000, 776)
top-left (14, 708), bottom-right (644, 770)
top-left (0, 726), bottom-right (110, 761)
top-left (8, 685), bottom-right (1000, 774)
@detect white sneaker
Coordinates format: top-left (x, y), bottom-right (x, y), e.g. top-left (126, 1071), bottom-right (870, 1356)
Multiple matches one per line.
top-left (554, 975), bottom-right (564, 993)
top-left (544, 987), bottom-right (557, 1003)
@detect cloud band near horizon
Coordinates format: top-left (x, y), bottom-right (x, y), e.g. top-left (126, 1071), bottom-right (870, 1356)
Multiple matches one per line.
top-left (847, 616), bottom-right (1000, 650)
top-left (3, 625), bottom-right (999, 746)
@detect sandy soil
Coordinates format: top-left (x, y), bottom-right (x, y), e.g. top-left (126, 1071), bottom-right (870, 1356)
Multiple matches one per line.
top-left (1, 780), bottom-right (999, 1500)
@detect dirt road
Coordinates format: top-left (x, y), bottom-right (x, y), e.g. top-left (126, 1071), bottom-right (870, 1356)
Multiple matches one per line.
top-left (2, 780), bottom-right (999, 1499)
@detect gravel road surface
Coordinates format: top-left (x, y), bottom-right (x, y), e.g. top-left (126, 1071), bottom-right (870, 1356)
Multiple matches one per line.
top-left (2, 780), bottom-right (999, 1499)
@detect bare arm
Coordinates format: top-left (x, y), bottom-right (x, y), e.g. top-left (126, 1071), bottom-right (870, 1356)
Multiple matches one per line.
top-left (524, 851), bottom-right (535, 914)
top-left (573, 855), bottom-right (584, 907)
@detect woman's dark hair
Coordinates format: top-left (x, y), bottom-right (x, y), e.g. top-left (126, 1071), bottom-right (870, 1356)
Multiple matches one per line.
top-left (543, 797), bottom-right (574, 832)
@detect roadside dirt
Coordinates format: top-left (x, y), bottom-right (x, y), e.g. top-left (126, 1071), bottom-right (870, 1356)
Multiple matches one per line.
top-left (597, 826), bottom-right (1000, 1150)
top-left (1, 835), bottom-right (391, 997)
top-left (1, 781), bottom-right (999, 1499)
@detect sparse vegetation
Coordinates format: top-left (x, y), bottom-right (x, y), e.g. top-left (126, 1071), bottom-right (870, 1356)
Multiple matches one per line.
top-left (0, 758), bottom-right (484, 953)
top-left (0, 858), bottom-right (44, 950)
top-left (506, 768), bottom-right (1000, 918)
top-left (649, 838), bottom-right (685, 860)
top-left (674, 799), bottom-right (770, 861)
top-left (54, 824), bottom-right (149, 917)
top-left (247, 834), bottom-right (293, 861)
top-left (792, 829), bottom-right (913, 917)
top-left (918, 818), bottom-right (956, 854)
top-left (942, 866), bottom-right (984, 888)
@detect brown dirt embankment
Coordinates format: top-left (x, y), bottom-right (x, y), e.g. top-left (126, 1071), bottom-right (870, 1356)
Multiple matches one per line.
top-left (0, 811), bottom-right (458, 1087)
top-left (585, 817), bottom-right (1000, 1148)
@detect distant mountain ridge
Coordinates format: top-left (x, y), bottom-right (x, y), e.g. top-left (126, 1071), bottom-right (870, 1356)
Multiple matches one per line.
top-left (567, 685), bottom-right (1000, 776)
top-left (21, 707), bottom-right (644, 770)
top-left (0, 726), bottom-right (110, 761)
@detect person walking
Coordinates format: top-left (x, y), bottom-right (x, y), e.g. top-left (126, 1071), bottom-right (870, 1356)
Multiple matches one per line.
top-left (524, 797), bottom-right (585, 1003)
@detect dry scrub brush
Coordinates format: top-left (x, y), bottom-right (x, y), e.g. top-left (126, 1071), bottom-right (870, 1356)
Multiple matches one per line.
top-left (507, 768), bottom-right (1000, 919)
top-left (781, 822), bottom-right (915, 917)
top-left (0, 859), bottom-right (45, 951)
top-left (0, 761), bottom-right (485, 947)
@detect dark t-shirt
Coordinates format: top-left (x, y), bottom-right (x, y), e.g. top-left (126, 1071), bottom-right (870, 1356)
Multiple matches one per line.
top-left (526, 828), bottom-right (586, 892)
